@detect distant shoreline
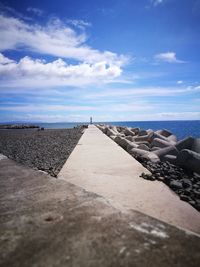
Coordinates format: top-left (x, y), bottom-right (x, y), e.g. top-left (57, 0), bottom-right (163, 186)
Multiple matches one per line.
top-left (0, 124), bottom-right (40, 130)
top-left (0, 120), bottom-right (199, 139)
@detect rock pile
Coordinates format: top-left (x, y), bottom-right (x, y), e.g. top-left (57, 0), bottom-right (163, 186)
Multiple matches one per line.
top-left (140, 160), bottom-right (200, 211)
top-left (96, 124), bottom-right (200, 211)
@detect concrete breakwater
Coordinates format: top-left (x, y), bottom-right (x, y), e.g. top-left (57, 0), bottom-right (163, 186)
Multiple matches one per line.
top-left (96, 124), bottom-right (200, 211)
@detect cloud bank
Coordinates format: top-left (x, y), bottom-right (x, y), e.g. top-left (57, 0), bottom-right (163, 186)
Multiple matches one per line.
top-left (0, 53), bottom-right (122, 87)
top-left (0, 14), bottom-right (127, 65)
top-left (0, 14), bottom-right (128, 87)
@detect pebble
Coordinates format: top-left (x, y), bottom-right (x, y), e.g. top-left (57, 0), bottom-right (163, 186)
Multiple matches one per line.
top-left (170, 180), bottom-right (183, 190)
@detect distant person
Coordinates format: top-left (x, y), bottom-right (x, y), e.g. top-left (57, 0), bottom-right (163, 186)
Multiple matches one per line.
top-left (90, 117), bottom-right (93, 124)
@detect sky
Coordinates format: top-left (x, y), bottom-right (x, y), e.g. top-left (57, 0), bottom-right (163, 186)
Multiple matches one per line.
top-left (0, 0), bottom-right (200, 123)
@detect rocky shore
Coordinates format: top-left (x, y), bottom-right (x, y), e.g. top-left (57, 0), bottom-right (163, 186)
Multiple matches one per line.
top-left (0, 124), bottom-right (40, 129)
top-left (0, 126), bottom-right (86, 177)
top-left (97, 124), bottom-right (200, 211)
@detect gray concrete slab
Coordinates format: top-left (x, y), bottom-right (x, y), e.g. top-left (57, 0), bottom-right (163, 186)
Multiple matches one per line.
top-left (58, 125), bottom-right (200, 234)
top-left (1, 157), bottom-right (200, 267)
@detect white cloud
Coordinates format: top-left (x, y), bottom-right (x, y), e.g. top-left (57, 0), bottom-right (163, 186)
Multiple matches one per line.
top-left (0, 14), bottom-right (127, 65)
top-left (85, 85), bottom-right (200, 99)
top-left (0, 104), bottom-right (95, 112)
top-left (0, 2), bottom-right (31, 21)
top-left (66, 19), bottom-right (91, 29)
top-left (0, 53), bottom-right (122, 87)
top-left (27, 7), bottom-right (43, 16)
top-left (0, 113), bottom-right (90, 123)
top-left (151, 0), bottom-right (164, 6)
top-left (154, 52), bottom-right (184, 63)
top-left (0, 53), bottom-right (15, 64)
top-left (158, 112), bottom-right (200, 120)
top-left (2, 110), bottom-right (199, 123)
top-left (2, 110), bottom-right (200, 123)
top-left (177, 80), bottom-right (183, 84)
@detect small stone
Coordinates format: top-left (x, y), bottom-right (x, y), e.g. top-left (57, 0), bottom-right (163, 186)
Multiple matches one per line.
top-left (180, 194), bottom-right (192, 202)
top-left (170, 174), bottom-right (179, 180)
top-left (169, 180), bottom-right (183, 190)
top-left (157, 176), bottom-right (165, 182)
top-left (193, 190), bottom-right (200, 199)
top-left (164, 176), bottom-right (171, 185)
top-left (183, 188), bottom-right (192, 196)
top-left (181, 178), bottom-right (192, 188)
top-left (188, 200), bottom-right (196, 206)
top-left (193, 184), bottom-right (200, 189)
top-left (194, 203), bottom-right (200, 211)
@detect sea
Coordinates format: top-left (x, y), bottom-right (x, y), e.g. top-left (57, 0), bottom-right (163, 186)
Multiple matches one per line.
top-left (37, 120), bottom-right (200, 140)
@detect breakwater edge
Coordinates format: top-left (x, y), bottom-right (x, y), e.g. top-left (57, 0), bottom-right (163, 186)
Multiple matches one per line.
top-left (97, 124), bottom-right (200, 212)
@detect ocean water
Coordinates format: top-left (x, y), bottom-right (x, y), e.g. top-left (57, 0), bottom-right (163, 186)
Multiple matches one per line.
top-left (103, 120), bottom-right (200, 140)
top-left (38, 122), bottom-right (87, 129)
top-left (37, 120), bottom-right (200, 140)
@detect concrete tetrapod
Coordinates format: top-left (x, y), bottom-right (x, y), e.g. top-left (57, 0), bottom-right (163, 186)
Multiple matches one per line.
top-left (152, 138), bottom-right (174, 149)
top-left (177, 149), bottom-right (200, 174)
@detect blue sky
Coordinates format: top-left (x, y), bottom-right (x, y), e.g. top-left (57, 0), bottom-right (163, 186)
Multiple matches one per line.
top-left (0, 0), bottom-right (200, 122)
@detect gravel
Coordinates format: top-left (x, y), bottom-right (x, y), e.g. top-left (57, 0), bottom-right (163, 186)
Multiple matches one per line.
top-left (137, 157), bottom-right (200, 212)
top-left (0, 127), bottom-right (85, 177)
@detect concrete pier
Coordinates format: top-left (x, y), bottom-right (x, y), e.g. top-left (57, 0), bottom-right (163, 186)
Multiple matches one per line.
top-left (1, 131), bottom-right (200, 266)
top-left (59, 125), bottom-right (200, 234)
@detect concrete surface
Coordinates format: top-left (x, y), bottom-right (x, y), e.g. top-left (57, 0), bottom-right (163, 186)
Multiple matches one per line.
top-left (1, 157), bottom-right (200, 267)
top-left (58, 125), bottom-right (200, 234)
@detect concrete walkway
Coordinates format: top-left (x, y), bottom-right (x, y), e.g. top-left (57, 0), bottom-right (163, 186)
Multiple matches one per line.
top-left (1, 157), bottom-right (200, 266)
top-left (58, 125), bottom-right (200, 234)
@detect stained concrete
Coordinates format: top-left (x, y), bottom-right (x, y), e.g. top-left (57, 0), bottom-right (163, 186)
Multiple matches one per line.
top-left (58, 125), bottom-right (200, 234)
top-left (1, 157), bottom-right (200, 267)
